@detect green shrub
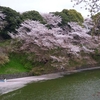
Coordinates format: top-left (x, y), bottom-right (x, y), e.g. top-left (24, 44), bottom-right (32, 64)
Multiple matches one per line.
top-left (91, 49), bottom-right (100, 64)
top-left (0, 54), bottom-right (9, 65)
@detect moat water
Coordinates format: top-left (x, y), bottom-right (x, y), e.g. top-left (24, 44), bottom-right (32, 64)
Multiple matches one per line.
top-left (0, 69), bottom-right (100, 100)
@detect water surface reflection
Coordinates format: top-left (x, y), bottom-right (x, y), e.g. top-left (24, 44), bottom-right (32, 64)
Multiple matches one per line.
top-left (0, 69), bottom-right (100, 100)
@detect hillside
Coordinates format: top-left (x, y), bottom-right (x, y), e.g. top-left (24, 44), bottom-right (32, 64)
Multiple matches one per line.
top-left (0, 6), bottom-right (100, 76)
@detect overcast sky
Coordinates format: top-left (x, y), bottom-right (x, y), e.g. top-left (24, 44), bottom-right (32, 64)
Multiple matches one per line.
top-left (0, 0), bottom-right (89, 17)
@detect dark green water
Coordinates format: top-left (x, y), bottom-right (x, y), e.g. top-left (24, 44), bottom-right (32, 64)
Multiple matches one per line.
top-left (1, 69), bottom-right (100, 100)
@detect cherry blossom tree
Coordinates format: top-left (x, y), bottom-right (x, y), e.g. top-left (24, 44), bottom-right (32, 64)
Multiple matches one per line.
top-left (9, 18), bottom-right (98, 55)
top-left (71, 0), bottom-right (100, 16)
top-left (71, 0), bottom-right (100, 37)
top-left (41, 13), bottom-right (62, 28)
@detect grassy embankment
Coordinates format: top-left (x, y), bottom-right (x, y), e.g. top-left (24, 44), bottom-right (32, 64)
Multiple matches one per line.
top-left (0, 40), bottom-right (100, 75)
top-left (0, 41), bottom-right (29, 74)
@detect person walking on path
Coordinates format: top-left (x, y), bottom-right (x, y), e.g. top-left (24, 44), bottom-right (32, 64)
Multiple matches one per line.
top-left (4, 78), bottom-right (7, 82)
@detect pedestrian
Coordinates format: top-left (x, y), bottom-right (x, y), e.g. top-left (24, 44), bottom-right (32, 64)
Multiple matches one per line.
top-left (4, 78), bottom-right (6, 82)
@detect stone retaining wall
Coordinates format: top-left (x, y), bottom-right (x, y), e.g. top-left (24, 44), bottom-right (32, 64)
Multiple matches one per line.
top-left (0, 64), bottom-right (100, 80)
top-left (0, 72), bottom-right (32, 79)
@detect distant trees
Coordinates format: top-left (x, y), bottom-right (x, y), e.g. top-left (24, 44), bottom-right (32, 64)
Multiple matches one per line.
top-left (0, 6), bottom-right (23, 39)
top-left (21, 10), bottom-right (46, 24)
top-left (62, 9), bottom-right (84, 23)
top-left (0, 7), bottom-right (45, 39)
top-left (54, 9), bottom-right (84, 26)
top-left (0, 6), bottom-right (85, 39)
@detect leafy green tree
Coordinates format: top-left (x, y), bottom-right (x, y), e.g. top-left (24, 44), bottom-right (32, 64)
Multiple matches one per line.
top-left (54, 9), bottom-right (84, 26)
top-left (62, 9), bottom-right (84, 23)
top-left (0, 6), bottom-right (23, 39)
top-left (21, 10), bottom-right (46, 24)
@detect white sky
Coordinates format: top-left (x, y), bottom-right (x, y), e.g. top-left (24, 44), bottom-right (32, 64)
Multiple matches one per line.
top-left (0, 0), bottom-right (89, 17)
